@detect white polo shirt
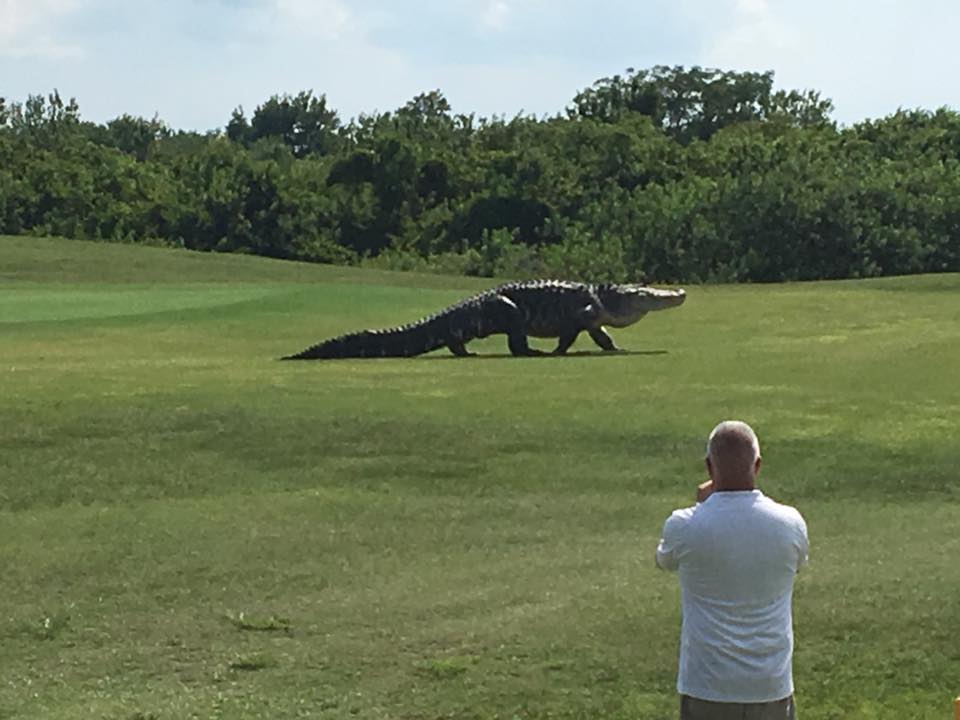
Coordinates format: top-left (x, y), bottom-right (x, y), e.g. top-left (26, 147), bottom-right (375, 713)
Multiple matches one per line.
top-left (656, 490), bottom-right (809, 703)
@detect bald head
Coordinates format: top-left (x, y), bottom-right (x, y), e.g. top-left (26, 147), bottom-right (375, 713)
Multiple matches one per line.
top-left (705, 421), bottom-right (762, 490)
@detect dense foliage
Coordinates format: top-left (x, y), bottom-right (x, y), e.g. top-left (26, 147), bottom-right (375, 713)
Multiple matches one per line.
top-left (2, 66), bottom-right (959, 282)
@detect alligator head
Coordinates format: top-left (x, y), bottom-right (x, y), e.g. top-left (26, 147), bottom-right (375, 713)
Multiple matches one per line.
top-left (595, 283), bottom-right (686, 327)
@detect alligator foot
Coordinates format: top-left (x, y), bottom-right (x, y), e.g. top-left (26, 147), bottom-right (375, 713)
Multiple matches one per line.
top-left (447, 342), bottom-right (475, 357)
top-left (588, 327), bottom-right (620, 352)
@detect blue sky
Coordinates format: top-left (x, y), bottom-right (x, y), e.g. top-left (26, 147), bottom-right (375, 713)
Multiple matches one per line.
top-left (2, 0), bottom-right (958, 131)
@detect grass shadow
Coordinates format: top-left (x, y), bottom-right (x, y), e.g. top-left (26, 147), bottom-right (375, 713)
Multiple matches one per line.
top-left (276, 349), bottom-right (668, 362)
top-left (227, 653), bottom-right (277, 672)
top-left (418, 349), bottom-right (669, 361)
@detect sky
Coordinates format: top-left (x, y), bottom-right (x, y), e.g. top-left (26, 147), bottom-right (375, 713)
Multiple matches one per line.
top-left (2, 0), bottom-right (958, 131)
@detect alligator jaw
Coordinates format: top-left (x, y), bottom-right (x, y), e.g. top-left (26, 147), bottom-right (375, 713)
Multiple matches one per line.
top-left (647, 287), bottom-right (686, 309)
top-left (599, 285), bottom-right (686, 327)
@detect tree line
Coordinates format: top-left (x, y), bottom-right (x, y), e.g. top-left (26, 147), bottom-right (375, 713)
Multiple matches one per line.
top-left (2, 66), bottom-right (958, 283)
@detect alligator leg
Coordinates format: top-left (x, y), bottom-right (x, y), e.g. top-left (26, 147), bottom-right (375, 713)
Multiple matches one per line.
top-left (485, 294), bottom-right (544, 356)
top-left (507, 332), bottom-right (545, 356)
top-left (447, 341), bottom-right (474, 357)
top-left (553, 330), bottom-right (581, 354)
top-left (588, 327), bottom-right (620, 352)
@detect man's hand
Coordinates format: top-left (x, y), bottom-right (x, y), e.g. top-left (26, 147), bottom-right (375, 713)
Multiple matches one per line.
top-left (696, 480), bottom-right (714, 503)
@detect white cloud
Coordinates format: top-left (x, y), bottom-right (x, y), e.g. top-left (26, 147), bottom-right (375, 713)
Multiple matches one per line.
top-left (703, 0), bottom-right (799, 64)
top-left (242, 0), bottom-right (354, 41)
top-left (0, 0), bottom-right (85, 58)
top-left (477, 0), bottom-right (548, 32)
top-left (4, 0), bottom-right (960, 129)
top-left (735, 0), bottom-right (768, 15)
top-left (694, 0), bottom-right (960, 123)
top-left (480, 0), bottom-right (511, 30)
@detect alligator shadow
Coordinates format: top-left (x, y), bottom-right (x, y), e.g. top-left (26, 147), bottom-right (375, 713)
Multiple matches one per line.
top-left (420, 349), bottom-right (669, 361)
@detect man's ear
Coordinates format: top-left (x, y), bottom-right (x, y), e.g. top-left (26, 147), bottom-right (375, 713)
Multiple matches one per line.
top-left (754, 456), bottom-right (762, 476)
top-left (705, 457), bottom-right (713, 478)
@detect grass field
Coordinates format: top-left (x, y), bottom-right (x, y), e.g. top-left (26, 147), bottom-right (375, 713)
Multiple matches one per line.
top-left (1, 235), bottom-right (959, 720)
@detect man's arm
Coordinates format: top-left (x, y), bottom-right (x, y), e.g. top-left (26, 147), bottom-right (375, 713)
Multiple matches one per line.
top-left (655, 514), bottom-right (683, 571)
top-left (795, 513), bottom-right (810, 569)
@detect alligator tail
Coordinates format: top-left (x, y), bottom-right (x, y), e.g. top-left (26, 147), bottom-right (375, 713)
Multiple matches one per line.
top-left (281, 318), bottom-right (447, 360)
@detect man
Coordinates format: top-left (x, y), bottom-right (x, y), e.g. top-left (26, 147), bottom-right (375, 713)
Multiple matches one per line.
top-left (656, 420), bottom-right (809, 720)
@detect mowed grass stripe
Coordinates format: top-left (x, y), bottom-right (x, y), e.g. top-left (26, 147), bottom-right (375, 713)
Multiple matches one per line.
top-left (1, 236), bottom-right (959, 719)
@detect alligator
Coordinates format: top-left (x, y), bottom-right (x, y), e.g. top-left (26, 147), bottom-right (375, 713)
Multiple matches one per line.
top-left (281, 279), bottom-right (686, 360)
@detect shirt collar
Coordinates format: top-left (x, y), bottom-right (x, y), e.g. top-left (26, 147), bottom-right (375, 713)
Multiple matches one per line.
top-left (705, 489), bottom-right (763, 501)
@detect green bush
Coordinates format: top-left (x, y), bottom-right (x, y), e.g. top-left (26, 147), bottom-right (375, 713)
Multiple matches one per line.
top-left (3, 74), bottom-right (960, 282)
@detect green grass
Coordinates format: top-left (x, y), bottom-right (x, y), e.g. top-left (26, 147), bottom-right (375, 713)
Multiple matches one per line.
top-left (1, 235), bottom-right (959, 719)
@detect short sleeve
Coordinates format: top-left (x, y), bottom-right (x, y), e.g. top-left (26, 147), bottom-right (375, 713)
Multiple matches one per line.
top-left (656, 513), bottom-right (684, 571)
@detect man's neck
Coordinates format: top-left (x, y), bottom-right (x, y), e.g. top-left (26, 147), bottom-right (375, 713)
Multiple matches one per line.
top-left (713, 479), bottom-right (756, 492)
